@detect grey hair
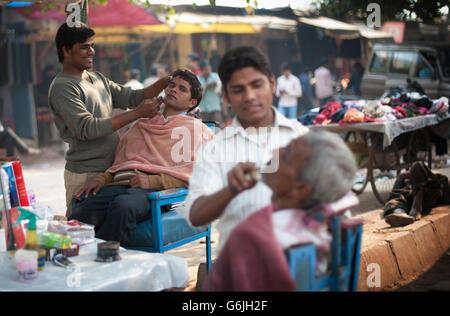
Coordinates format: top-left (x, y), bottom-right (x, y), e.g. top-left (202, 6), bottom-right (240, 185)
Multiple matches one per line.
top-left (298, 130), bottom-right (357, 209)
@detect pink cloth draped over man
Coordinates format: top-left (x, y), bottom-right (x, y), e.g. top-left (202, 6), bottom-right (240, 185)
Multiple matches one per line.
top-left (108, 114), bottom-right (213, 183)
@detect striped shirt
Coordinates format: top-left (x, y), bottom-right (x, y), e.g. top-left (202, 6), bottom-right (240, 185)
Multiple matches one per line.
top-left (178, 107), bottom-right (309, 252)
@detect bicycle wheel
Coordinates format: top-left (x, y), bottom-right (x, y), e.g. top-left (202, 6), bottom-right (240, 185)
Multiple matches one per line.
top-left (352, 158), bottom-right (369, 194)
top-left (368, 136), bottom-right (405, 204)
top-left (370, 169), bottom-right (398, 204)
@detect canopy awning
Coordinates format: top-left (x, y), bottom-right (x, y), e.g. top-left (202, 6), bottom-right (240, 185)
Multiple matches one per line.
top-left (160, 12), bottom-right (297, 34)
top-left (352, 23), bottom-right (394, 40)
top-left (298, 16), bottom-right (361, 39)
top-left (298, 16), bottom-right (394, 40)
top-left (14, 0), bottom-right (163, 27)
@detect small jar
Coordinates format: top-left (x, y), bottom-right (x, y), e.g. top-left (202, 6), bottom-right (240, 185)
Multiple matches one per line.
top-left (15, 249), bottom-right (38, 282)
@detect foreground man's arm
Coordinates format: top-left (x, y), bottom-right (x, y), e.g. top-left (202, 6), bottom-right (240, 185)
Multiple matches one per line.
top-left (189, 162), bottom-right (257, 226)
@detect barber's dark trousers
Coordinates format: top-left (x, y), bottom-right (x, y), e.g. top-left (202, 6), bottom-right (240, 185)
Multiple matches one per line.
top-left (69, 185), bottom-right (156, 244)
top-left (0, 127), bottom-right (29, 156)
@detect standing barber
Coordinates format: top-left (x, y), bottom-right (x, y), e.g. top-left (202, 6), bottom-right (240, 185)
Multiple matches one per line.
top-left (49, 22), bottom-right (170, 217)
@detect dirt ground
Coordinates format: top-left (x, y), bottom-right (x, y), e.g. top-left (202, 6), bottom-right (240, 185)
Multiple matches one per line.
top-left (395, 249), bottom-right (450, 291)
top-left (14, 141), bottom-right (450, 291)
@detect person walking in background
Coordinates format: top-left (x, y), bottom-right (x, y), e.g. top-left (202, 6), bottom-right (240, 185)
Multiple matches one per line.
top-left (346, 62), bottom-right (364, 97)
top-left (143, 64), bottom-right (170, 88)
top-left (0, 120), bottom-right (40, 157)
top-left (124, 69), bottom-right (144, 90)
top-left (275, 63), bottom-right (302, 119)
top-left (35, 64), bottom-right (58, 147)
top-left (197, 60), bottom-right (223, 124)
top-left (143, 64), bottom-right (158, 87)
top-left (186, 52), bottom-right (202, 76)
top-left (298, 64), bottom-right (314, 115)
top-left (314, 59), bottom-right (334, 106)
top-left (0, 97), bottom-right (40, 156)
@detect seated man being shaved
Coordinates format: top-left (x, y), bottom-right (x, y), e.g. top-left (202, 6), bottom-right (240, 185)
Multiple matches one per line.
top-left (69, 69), bottom-right (214, 244)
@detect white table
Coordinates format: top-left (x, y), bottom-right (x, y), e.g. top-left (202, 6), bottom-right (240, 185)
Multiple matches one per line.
top-left (0, 240), bottom-right (189, 291)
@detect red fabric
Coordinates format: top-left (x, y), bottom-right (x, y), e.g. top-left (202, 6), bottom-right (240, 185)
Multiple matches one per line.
top-left (314, 102), bottom-right (342, 125)
top-left (202, 205), bottom-right (297, 291)
top-left (15, 0), bottom-right (162, 27)
top-left (313, 113), bottom-right (328, 125)
top-left (326, 101), bottom-right (342, 114)
top-left (394, 106), bottom-right (407, 118)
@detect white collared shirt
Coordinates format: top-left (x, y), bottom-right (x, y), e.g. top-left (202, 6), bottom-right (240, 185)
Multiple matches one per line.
top-left (314, 66), bottom-right (333, 99)
top-left (276, 74), bottom-right (302, 107)
top-left (178, 107), bottom-right (309, 253)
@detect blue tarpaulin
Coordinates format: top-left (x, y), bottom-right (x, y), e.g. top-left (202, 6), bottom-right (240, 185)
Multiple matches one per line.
top-left (5, 2), bottom-right (34, 7)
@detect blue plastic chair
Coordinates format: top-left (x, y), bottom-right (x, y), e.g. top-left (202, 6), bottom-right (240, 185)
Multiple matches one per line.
top-left (285, 216), bottom-right (363, 291)
top-left (122, 188), bottom-right (212, 272)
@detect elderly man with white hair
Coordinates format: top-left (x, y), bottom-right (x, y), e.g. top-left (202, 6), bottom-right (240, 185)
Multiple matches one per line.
top-left (203, 130), bottom-right (359, 291)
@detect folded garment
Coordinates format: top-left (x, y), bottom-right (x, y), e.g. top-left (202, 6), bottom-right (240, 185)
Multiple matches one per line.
top-left (430, 97), bottom-right (449, 115)
top-left (342, 108), bottom-right (365, 123)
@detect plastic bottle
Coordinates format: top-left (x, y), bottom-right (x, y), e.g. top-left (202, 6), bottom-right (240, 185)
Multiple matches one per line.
top-left (13, 207), bottom-right (46, 272)
top-left (13, 207), bottom-right (40, 249)
top-left (38, 231), bottom-right (72, 249)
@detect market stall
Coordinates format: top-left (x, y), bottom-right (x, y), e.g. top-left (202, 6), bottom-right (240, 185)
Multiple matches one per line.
top-left (310, 114), bottom-right (449, 204)
top-left (0, 239), bottom-right (189, 291)
top-left (302, 93), bottom-right (450, 204)
top-left (0, 159), bottom-right (189, 291)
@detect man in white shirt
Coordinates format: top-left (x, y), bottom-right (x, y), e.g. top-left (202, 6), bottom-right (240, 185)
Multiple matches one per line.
top-left (314, 59), bottom-right (334, 106)
top-left (179, 46), bottom-right (309, 254)
top-left (275, 63), bottom-right (302, 119)
top-left (124, 69), bottom-right (144, 90)
top-left (143, 64), bottom-right (170, 88)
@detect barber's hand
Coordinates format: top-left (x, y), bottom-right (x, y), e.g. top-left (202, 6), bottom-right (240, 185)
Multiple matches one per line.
top-left (74, 180), bottom-right (103, 199)
top-left (130, 169), bottom-right (150, 189)
top-left (135, 97), bottom-right (163, 119)
top-left (163, 75), bottom-right (173, 85)
top-left (227, 162), bottom-right (258, 196)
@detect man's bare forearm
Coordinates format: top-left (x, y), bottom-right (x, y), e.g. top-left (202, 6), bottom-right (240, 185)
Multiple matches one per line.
top-left (110, 109), bottom-right (140, 131)
top-left (189, 187), bottom-right (236, 226)
top-left (143, 77), bottom-right (170, 99)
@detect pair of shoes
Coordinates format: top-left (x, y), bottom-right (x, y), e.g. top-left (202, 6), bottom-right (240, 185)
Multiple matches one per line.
top-left (385, 209), bottom-right (415, 227)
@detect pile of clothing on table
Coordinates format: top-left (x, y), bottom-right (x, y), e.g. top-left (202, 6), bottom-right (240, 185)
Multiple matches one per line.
top-left (299, 87), bottom-right (449, 126)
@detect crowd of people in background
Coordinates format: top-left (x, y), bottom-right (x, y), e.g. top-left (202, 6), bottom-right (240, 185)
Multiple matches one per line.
top-left (29, 45), bottom-right (367, 150)
top-left (113, 55), bottom-right (366, 128)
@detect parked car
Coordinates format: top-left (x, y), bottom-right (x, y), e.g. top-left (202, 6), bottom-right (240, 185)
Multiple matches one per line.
top-left (361, 43), bottom-right (450, 99)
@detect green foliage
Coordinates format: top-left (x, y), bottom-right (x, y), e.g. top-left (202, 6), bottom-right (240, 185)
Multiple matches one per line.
top-left (36, 0), bottom-right (261, 19)
top-left (313, 0), bottom-right (450, 24)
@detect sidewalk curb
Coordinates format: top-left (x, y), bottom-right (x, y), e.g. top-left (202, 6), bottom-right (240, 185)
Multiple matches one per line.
top-left (355, 206), bottom-right (450, 291)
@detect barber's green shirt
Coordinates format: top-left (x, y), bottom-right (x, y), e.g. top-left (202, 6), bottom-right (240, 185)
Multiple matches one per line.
top-left (49, 71), bottom-right (144, 173)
